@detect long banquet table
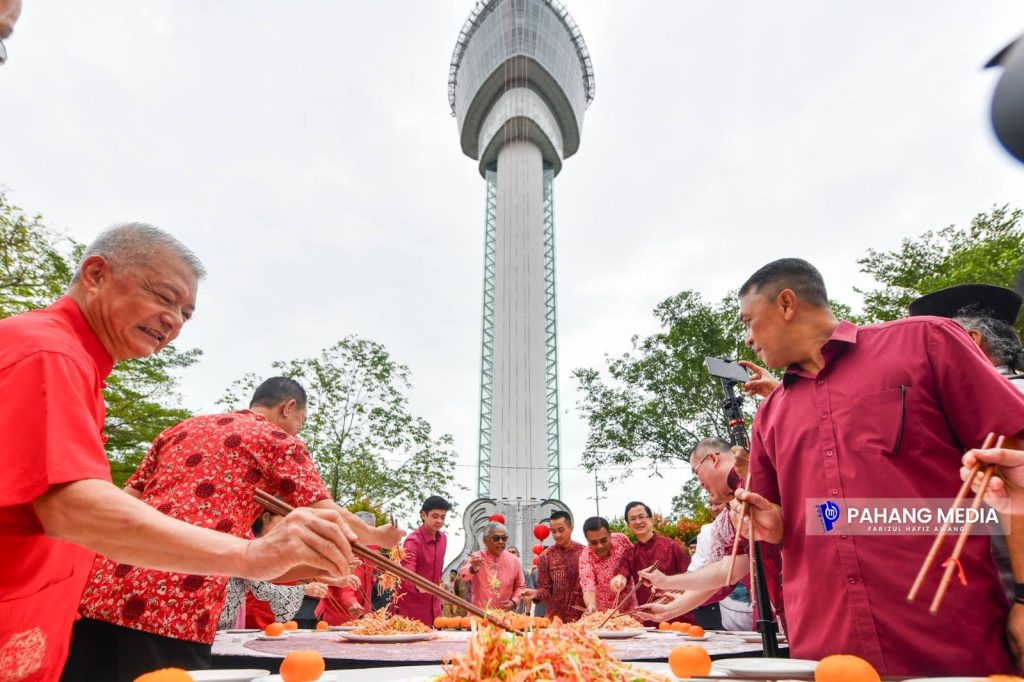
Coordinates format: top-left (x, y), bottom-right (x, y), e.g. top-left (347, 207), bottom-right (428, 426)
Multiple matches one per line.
top-left (211, 629), bottom-right (770, 671)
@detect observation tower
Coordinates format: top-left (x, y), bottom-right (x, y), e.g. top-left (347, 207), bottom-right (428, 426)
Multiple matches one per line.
top-left (445, 0), bottom-right (595, 570)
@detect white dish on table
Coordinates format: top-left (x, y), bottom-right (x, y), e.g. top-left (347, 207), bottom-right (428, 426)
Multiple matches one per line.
top-left (715, 657), bottom-right (818, 675)
top-left (682, 634), bottom-right (712, 641)
top-left (337, 632), bottom-right (437, 643)
top-left (251, 671), bottom-right (339, 675)
top-left (254, 633), bottom-right (289, 641)
top-left (595, 628), bottom-right (645, 639)
top-left (738, 634), bottom-right (787, 644)
top-left (219, 629), bottom-right (260, 634)
top-left (720, 630), bottom-right (757, 636)
top-left (188, 671), bottom-right (271, 682)
top-left (328, 624), bottom-right (358, 631)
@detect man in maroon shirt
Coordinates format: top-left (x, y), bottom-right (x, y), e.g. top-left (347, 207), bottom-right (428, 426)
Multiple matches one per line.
top-left (621, 501), bottom-right (690, 625)
top-left (520, 510), bottom-right (585, 622)
top-left (394, 495), bottom-right (450, 625)
top-left (732, 258), bottom-right (1024, 675)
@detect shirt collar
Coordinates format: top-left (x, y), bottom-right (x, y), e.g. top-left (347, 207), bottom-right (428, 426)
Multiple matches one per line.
top-left (51, 296), bottom-right (114, 379)
top-left (781, 320), bottom-right (858, 387)
top-left (417, 524), bottom-right (441, 544)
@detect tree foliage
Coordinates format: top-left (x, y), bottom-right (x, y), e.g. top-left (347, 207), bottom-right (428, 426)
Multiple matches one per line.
top-left (219, 336), bottom-right (464, 522)
top-left (857, 204), bottom-right (1024, 334)
top-left (0, 191), bottom-right (200, 485)
top-left (608, 513), bottom-right (704, 544)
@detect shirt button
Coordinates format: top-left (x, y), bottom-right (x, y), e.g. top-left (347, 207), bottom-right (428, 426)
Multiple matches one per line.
top-left (820, 413), bottom-right (828, 420)
top-left (840, 532), bottom-right (848, 539)
top-left (826, 450), bottom-right (834, 457)
top-left (816, 379), bottom-right (824, 385)
top-left (848, 577), bottom-right (857, 584)
top-left (831, 489), bottom-right (839, 495)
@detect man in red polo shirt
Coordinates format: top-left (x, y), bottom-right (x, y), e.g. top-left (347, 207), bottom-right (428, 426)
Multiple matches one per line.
top-left (394, 496), bottom-right (450, 625)
top-left (0, 224), bottom-right (368, 682)
top-left (732, 258), bottom-right (1024, 676)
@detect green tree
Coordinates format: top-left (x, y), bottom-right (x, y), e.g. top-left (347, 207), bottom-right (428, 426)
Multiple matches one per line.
top-left (857, 204), bottom-right (1024, 334)
top-left (219, 336), bottom-right (464, 521)
top-left (0, 191), bottom-right (201, 485)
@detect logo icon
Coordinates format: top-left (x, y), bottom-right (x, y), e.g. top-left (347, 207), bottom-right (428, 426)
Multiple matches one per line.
top-left (816, 500), bottom-right (841, 533)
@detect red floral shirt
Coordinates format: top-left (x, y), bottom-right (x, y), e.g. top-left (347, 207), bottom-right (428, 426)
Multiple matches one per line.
top-left (78, 410), bottom-right (330, 644)
top-left (578, 533), bottom-right (635, 611)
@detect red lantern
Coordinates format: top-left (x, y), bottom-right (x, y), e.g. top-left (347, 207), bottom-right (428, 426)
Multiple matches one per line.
top-left (532, 544), bottom-right (544, 556)
top-left (533, 524), bottom-right (550, 541)
top-left (532, 557), bottom-right (540, 566)
top-left (488, 513), bottom-right (505, 524)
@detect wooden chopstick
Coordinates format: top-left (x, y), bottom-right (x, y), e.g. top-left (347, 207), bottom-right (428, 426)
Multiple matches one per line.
top-left (726, 470), bottom-right (754, 585)
top-left (929, 435), bottom-right (1001, 614)
top-left (252, 489), bottom-right (520, 634)
top-left (906, 432), bottom-right (997, 606)
top-left (598, 560), bottom-right (659, 628)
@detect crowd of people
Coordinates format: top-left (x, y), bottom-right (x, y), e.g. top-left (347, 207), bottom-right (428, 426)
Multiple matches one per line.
top-left (2, 222), bottom-right (1024, 682)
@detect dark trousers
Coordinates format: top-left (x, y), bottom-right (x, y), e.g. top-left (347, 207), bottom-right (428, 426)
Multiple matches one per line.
top-left (61, 617), bottom-right (211, 682)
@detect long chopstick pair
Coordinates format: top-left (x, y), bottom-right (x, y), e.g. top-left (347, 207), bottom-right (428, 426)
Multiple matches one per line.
top-left (596, 560), bottom-right (660, 628)
top-left (252, 489), bottom-right (521, 634)
top-left (726, 470), bottom-right (754, 586)
top-left (907, 433), bottom-right (1001, 614)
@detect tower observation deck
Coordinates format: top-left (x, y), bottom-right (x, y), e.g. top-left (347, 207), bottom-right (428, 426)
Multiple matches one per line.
top-left (449, 0), bottom-right (595, 505)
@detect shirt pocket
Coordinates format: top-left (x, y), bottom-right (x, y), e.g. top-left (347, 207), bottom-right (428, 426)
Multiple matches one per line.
top-left (848, 385), bottom-right (908, 458)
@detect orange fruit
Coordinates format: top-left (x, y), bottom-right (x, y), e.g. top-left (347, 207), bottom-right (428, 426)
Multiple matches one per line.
top-left (989, 677), bottom-right (1024, 682)
top-left (264, 622), bottom-right (285, 637)
top-left (134, 669), bottom-right (194, 682)
top-left (668, 645), bottom-right (712, 678)
top-left (315, 620), bottom-right (329, 631)
top-left (814, 654), bottom-right (881, 682)
top-left (433, 616), bottom-right (445, 628)
top-left (688, 625), bottom-right (705, 637)
top-left (671, 621), bottom-right (690, 632)
top-left (283, 620), bottom-right (299, 631)
top-left (279, 650), bottom-right (326, 682)
top-left (658, 621), bottom-right (671, 631)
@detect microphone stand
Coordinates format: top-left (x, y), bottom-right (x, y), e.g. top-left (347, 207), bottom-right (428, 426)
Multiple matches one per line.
top-left (716, 375), bottom-right (780, 657)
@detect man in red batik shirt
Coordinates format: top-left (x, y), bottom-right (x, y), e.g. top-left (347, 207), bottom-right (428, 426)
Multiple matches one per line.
top-left (394, 496), bottom-right (450, 625)
top-left (732, 258), bottom-right (1024, 676)
top-left (316, 511), bottom-right (379, 625)
top-left (0, 224), bottom-right (368, 682)
top-left (520, 510), bottom-right (585, 623)
top-left (579, 517), bottom-right (635, 613)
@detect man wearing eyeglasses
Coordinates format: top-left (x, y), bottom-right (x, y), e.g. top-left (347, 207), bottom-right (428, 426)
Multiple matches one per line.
top-left (620, 501), bottom-right (690, 625)
top-left (459, 522), bottom-right (524, 610)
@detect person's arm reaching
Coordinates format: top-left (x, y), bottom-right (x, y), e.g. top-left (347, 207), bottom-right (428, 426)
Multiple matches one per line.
top-left (33, 478), bottom-right (356, 580)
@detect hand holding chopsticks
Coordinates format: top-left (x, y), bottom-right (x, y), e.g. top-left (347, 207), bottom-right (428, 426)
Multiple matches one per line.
top-left (908, 433), bottom-right (1002, 614)
top-left (597, 560), bottom-right (659, 628)
top-left (253, 489), bottom-right (521, 634)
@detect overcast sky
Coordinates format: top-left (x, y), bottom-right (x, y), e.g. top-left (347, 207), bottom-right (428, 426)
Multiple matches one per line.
top-left (5, 1), bottom-right (1024, 563)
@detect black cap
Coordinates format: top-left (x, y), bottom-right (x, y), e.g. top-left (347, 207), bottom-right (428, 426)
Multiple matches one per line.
top-left (908, 283), bottom-right (1023, 325)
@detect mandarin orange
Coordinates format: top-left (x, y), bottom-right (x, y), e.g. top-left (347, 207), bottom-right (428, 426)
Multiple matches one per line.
top-left (279, 649), bottom-right (326, 682)
top-left (133, 669), bottom-right (194, 682)
top-left (689, 626), bottom-right (705, 637)
top-left (315, 620), bottom-right (329, 631)
top-left (283, 620), bottom-right (299, 631)
top-left (264, 622), bottom-right (286, 637)
top-left (668, 645), bottom-right (712, 678)
top-left (814, 654), bottom-right (881, 682)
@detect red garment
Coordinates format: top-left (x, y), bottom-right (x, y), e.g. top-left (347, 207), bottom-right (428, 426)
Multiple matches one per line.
top-left (244, 592), bottom-right (276, 630)
top-left (78, 409), bottom-right (330, 644)
top-left (578, 533), bottom-right (635, 611)
top-left (534, 541), bottom-right (585, 623)
top-left (315, 549), bottom-right (376, 625)
top-left (750, 318), bottom-right (1024, 676)
top-left (458, 550), bottom-right (525, 610)
top-left (394, 525), bottom-right (446, 625)
top-left (626, 534), bottom-right (691, 620)
top-left (0, 297), bottom-right (114, 682)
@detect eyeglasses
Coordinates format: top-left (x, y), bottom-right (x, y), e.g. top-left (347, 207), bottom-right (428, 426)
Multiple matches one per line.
top-left (0, 40), bottom-right (7, 66)
top-left (692, 453), bottom-right (717, 475)
top-left (487, 535), bottom-right (508, 542)
top-left (627, 514), bottom-right (650, 523)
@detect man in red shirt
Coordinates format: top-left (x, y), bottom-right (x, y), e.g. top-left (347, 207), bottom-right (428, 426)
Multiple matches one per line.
top-left (622, 501), bottom-right (691, 625)
top-left (732, 258), bottom-right (1024, 675)
top-left (520, 510), bottom-right (585, 623)
top-left (579, 517), bottom-right (635, 613)
top-left (65, 377), bottom-right (386, 679)
top-left (0, 224), bottom-right (370, 682)
top-left (394, 496), bottom-right (450, 625)
top-left (316, 511), bottom-right (379, 625)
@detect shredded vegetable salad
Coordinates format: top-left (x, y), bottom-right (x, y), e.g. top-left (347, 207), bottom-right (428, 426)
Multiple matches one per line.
top-left (436, 622), bottom-right (671, 681)
top-left (349, 607), bottom-right (433, 635)
top-left (576, 610), bottom-right (644, 632)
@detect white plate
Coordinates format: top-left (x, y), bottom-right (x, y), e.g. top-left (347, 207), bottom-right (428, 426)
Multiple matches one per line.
top-left (219, 629), bottom-right (260, 634)
top-left (254, 634), bottom-right (289, 641)
top-left (720, 630), bottom-right (758, 636)
top-left (251, 671), bottom-right (339, 675)
top-left (337, 632), bottom-right (437, 643)
top-left (328, 624), bottom-right (358, 631)
top-left (188, 671), bottom-right (271, 682)
top-left (716, 658), bottom-right (818, 675)
top-left (683, 634), bottom-right (712, 641)
top-left (739, 634), bottom-right (787, 644)
top-left (595, 629), bottom-right (645, 639)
